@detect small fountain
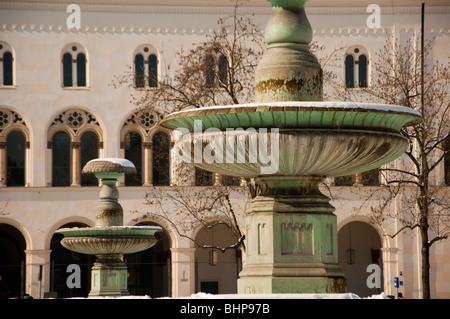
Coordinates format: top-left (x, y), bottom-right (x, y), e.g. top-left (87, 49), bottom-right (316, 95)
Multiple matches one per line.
top-left (160, 0), bottom-right (421, 294)
top-left (57, 158), bottom-right (161, 297)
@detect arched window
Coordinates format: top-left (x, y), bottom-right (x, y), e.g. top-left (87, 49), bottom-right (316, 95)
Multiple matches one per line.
top-left (77, 53), bottom-right (86, 87)
top-left (134, 45), bottom-right (159, 88)
top-left (3, 52), bottom-right (13, 86)
top-left (80, 131), bottom-right (99, 186)
top-left (124, 131), bottom-right (143, 186)
top-left (205, 53), bottom-right (228, 87)
top-left (345, 47), bottom-right (369, 89)
top-left (62, 53), bottom-right (73, 87)
top-left (358, 55), bottom-right (368, 88)
top-left (345, 55), bottom-right (354, 89)
top-left (148, 54), bottom-right (158, 88)
top-left (135, 54), bottom-right (145, 88)
top-left (218, 55), bottom-right (228, 85)
top-left (152, 132), bottom-right (170, 186)
top-left (205, 54), bottom-right (216, 86)
top-left (48, 108), bottom-right (103, 187)
top-left (6, 131), bottom-right (25, 186)
top-left (0, 42), bottom-right (14, 86)
top-left (445, 135), bottom-right (450, 186)
top-left (120, 109), bottom-right (165, 187)
top-left (61, 44), bottom-right (88, 87)
top-left (0, 108), bottom-right (29, 187)
top-left (52, 131), bottom-right (71, 186)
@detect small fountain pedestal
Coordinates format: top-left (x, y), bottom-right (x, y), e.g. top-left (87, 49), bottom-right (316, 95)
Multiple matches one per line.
top-left (57, 158), bottom-right (161, 297)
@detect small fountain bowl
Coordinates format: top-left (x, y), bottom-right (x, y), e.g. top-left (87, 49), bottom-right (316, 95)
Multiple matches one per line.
top-left (56, 226), bottom-right (162, 255)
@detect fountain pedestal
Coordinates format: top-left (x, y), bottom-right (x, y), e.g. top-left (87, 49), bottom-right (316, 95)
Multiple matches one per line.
top-left (238, 176), bottom-right (344, 293)
top-left (90, 255), bottom-right (129, 297)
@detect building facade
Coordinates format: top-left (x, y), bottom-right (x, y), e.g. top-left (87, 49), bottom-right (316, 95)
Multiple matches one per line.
top-left (0, 0), bottom-right (449, 299)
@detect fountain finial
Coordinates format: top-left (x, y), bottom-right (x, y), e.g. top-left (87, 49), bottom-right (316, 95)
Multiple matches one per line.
top-left (255, 0), bottom-right (322, 102)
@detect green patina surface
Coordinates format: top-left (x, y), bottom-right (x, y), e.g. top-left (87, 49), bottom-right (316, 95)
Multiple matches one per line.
top-left (57, 226), bottom-right (161, 238)
top-left (161, 103), bottom-right (422, 133)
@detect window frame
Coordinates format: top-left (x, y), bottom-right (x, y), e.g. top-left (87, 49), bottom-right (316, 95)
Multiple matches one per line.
top-left (0, 42), bottom-right (15, 87)
top-left (0, 108), bottom-right (30, 187)
top-left (48, 108), bottom-right (103, 187)
top-left (344, 46), bottom-right (369, 89)
top-left (133, 45), bottom-right (159, 89)
top-left (61, 44), bottom-right (88, 88)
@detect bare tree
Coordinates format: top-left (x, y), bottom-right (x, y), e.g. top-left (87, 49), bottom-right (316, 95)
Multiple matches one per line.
top-left (115, 1), bottom-right (265, 252)
top-left (332, 36), bottom-right (450, 299)
top-left (133, 183), bottom-right (249, 252)
top-left (112, 0), bottom-right (264, 116)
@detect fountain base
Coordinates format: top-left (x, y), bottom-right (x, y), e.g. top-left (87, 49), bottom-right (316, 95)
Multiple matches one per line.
top-left (89, 254), bottom-right (129, 297)
top-left (238, 176), bottom-right (346, 294)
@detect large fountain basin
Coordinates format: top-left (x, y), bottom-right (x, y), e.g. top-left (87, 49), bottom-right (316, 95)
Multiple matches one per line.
top-left (56, 226), bottom-right (161, 255)
top-left (161, 101), bottom-right (422, 132)
top-left (172, 130), bottom-right (408, 178)
top-left (161, 102), bottom-right (421, 178)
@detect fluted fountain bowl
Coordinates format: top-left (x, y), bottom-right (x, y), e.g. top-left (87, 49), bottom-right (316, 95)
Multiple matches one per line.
top-left (57, 226), bottom-right (161, 255)
top-left (161, 101), bottom-right (422, 178)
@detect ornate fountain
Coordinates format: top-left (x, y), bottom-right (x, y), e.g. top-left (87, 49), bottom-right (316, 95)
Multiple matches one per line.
top-left (161, 0), bottom-right (421, 294)
top-left (57, 158), bottom-right (161, 297)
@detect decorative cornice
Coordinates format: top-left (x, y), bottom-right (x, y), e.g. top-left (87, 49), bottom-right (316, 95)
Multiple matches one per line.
top-left (0, 23), bottom-right (218, 35)
top-left (1, 23), bottom-right (448, 37)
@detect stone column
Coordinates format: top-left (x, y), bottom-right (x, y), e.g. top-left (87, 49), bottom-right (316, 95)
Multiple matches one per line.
top-left (71, 141), bottom-right (81, 187)
top-left (143, 141), bottom-right (153, 186)
top-left (0, 142), bottom-right (6, 187)
top-left (170, 247), bottom-right (196, 297)
top-left (25, 249), bottom-right (51, 299)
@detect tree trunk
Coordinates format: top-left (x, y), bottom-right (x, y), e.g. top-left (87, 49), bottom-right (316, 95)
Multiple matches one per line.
top-left (420, 225), bottom-right (431, 299)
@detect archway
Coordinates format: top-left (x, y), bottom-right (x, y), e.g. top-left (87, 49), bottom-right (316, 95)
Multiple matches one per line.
top-left (124, 222), bottom-right (171, 297)
top-left (50, 222), bottom-right (93, 298)
top-left (194, 223), bottom-right (241, 294)
top-left (338, 221), bottom-right (383, 297)
top-left (0, 223), bottom-right (26, 299)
